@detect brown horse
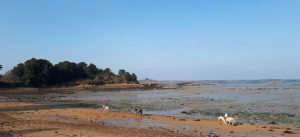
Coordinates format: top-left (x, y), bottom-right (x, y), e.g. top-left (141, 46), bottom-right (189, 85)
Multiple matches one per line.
top-left (134, 108), bottom-right (143, 115)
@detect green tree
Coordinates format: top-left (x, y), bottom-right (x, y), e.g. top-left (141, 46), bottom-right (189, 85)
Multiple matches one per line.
top-left (11, 63), bottom-right (25, 79)
top-left (77, 62), bottom-right (88, 78)
top-left (118, 69), bottom-right (126, 83)
top-left (84, 63), bottom-right (98, 78)
top-left (118, 69), bottom-right (126, 76)
top-left (131, 73), bottom-right (137, 82)
top-left (104, 68), bottom-right (112, 75)
top-left (125, 72), bottom-right (132, 82)
top-left (52, 61), bottom-right (78, 83)
top-left (0, 65), bottom-right (2, 80)
top-left (77, 62), bottom-right (87, 68)
top-left (22, 58), bottom-right (53, 86)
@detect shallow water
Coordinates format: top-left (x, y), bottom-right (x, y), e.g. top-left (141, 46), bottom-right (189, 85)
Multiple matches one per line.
top-left (64, 80), bottom-right (300, 126)
top-left (102, 118), bottom-right (168, 129)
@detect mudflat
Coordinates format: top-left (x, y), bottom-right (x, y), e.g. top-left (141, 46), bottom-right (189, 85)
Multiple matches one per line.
top-left (0, 102), bottom-right (299, 137)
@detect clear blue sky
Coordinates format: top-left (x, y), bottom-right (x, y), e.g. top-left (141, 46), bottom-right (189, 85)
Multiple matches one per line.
top-left (1, 0), bottom-right (300, 80)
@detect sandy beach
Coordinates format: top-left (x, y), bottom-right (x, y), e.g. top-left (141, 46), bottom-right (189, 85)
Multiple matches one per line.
top-left (0, 101), bottom-right (299, 137)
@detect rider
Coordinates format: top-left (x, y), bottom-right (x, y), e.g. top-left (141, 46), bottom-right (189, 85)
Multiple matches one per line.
top-left (224, 113), bottom-right (228, 120)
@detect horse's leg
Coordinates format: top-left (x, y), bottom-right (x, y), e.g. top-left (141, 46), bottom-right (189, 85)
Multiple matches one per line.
top-left (222, 118), bottom-right (227, 125)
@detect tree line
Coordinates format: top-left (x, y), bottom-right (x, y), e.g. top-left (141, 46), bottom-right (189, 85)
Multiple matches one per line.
top-left (0, 58), bottom-right (138, 87)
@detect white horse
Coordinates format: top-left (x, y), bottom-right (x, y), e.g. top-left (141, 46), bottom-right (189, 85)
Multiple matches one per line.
top-left (218, 116), bottom-right (227, 125)
top-left (225, 117), bottom-right (236, 126)
top-left (102, 105), bottom-right (109, 111)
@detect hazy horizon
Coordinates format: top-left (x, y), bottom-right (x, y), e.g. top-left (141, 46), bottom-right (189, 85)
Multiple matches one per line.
top-left (1, 0), bottom-right (300, 80)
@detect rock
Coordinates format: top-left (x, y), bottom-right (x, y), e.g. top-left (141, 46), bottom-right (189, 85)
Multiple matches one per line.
top-left (283, 130), bottom-right (295, 134)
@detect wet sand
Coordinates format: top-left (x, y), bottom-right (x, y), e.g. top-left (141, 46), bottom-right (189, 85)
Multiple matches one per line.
top-left (0, 102), bottom-right (299, 137)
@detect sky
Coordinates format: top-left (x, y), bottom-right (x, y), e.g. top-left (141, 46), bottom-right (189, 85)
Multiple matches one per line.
top-left (0, 0), bottom-right (300, 80)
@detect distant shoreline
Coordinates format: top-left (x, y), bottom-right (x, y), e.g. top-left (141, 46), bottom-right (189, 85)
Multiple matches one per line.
top-left (148, 79), bottom-right (300, 82)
